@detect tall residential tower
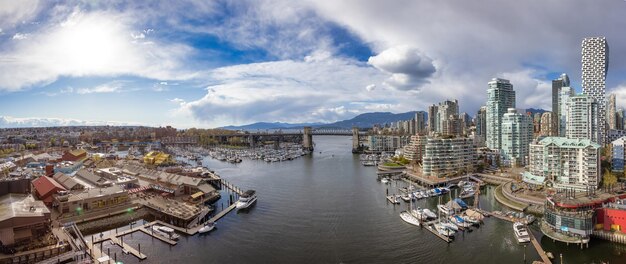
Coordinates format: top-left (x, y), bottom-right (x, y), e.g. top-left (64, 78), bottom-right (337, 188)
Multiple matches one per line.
top-left (486, 78), bottom-right (516, 150)
top-left (581, 37), bottom-right (609, 144)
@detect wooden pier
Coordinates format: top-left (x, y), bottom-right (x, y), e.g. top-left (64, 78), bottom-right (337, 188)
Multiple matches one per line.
top-left (109, 236), bottom-right (147, 260)
top-left (529, 229), bottom-right (552, 264)
top-left (423, 222), bottom-right (452, 243)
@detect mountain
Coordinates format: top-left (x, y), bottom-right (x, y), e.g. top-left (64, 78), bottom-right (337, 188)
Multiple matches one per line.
top-left (319, 111), bottom-right (424, 129)
top-left (221, 122), bottom-right (325, 130)
top-left (525, 108), bottom-right (548, 115)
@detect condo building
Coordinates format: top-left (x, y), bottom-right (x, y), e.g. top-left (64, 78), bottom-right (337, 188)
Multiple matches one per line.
top-left (486, 78), bottom-right (516, 150)
top-left (500, 108), bottom-right (533, 166)
top-left (422, 137), bottom-right (476, 178)
top-left (581, 37), bottom-right (609, 144)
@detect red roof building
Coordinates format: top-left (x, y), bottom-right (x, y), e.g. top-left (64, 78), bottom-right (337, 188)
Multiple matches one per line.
top-left (31, 176), bottom-right (66, 205)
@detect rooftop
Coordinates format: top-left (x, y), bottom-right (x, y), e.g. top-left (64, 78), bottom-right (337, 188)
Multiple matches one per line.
top-left (0, 194), bottom-right (50, 223)
top-left (538, 137), bottom-right (600, 149)
top-left (66, 185), bottom-right (126, 202)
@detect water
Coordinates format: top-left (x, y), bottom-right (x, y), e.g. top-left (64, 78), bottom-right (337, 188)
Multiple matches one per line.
top-left (88, 136), bottom-right (626, 264)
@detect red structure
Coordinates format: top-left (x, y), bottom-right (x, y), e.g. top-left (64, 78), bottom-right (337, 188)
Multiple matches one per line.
top-left (32, 176), bottom-right (66, 205)
top-left (62, 149), bottom-right (87, 162)
top-left (596, 207), bottom-right (626, 234)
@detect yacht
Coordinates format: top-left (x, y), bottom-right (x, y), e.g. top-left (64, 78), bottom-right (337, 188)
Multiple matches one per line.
top-left (236, 190), bottom-right (258, 209)
top-left (399, 211), bottom-right (421, 227)
top-left (433, 223), bottom-right (455, 237)
top-left (422, 209), bottom-right (437, 219)
top-left (450, 215), bottom-right (472, 228)
top-left (438, 204), bottom-right (454, 216)
top-left (151, 225), bottom-right (180, 240)
top-left (410, 209), bottom-right (428, 221)
top-left (198, 222), bottom-right (215, 234)
top-left (513, 222), bottom-right (531, 243)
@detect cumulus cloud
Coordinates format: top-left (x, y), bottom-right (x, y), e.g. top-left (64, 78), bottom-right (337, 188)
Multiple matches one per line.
top-left (365, 84), bottom-right (376, 91)
top-left (76, 83), bottom-right (122, 94)
top-left (367, 46), bottom-right (436, 91)
top-left (0, 8), bottom-right (196, 91)
top-left (0, 115), bottom-right (138, 128)
top-left (0, 0), bottom-right (40, 29)
top-left (11, 32), bottom-right (29, 40)
top-left (176, 54), bottom-right (389, 127)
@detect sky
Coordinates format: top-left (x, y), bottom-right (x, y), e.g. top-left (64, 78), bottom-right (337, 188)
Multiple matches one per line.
top-left (1, 0), bottom-right (626, 128)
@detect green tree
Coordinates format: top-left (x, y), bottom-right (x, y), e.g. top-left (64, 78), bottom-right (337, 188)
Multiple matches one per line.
top-left (604, 169), bottom-right (618, 192)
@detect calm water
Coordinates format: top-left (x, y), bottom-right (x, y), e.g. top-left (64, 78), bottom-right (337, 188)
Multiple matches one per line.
top-left (88, 136), bottom-right (626, 264)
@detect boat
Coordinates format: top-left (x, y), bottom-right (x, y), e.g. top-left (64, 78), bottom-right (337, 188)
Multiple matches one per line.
top-left (198, 222), bottom-right (215, 234)
top-left (399, 211), bottom-right (421, 227)
top-left (450, 215), bottom-right (472, 228)
top-left (381, 178), bottom-right (390, 184)
top-left (513, 222), bottom-right (531, 243)
top-left (433, 223), bottom-right (455, 237)
top-left (453, 198), bottom-right (469, 210)
top-left (410, 209), bottom-right (428, 221)
top-left (462, 215), bottom-right (481, 226)
top-left (236, 190), bottom-right (257, 209)
top-left (438, 204), bottom-right (454, 216)
top-left (400, 194), bottom-right (413, 202)
top-left (386, 195), bottom-right (401, 204)
top-left (422, 209), bottom-right (437, 219)
top-left (151, 225), bottom-right (180, 240)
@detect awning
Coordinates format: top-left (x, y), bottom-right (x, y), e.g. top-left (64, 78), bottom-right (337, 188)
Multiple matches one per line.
top-left (190, 191), bottom-right (204, 199)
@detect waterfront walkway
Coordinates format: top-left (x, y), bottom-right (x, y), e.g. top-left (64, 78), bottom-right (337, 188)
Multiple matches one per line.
top-left (529, 229), bottom-right (552, 264)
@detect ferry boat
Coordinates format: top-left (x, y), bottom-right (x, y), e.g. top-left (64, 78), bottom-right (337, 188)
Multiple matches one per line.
top-left (151, 225), bottom-right (181, 240)
top-left (399, 211), bottom-right (421, 227)
top-left (236, 190), bottom-right (257, 209)
top-left (513, 222), bottom-right (531, 243)
top-left (198, 222), bottom-right (215, 234)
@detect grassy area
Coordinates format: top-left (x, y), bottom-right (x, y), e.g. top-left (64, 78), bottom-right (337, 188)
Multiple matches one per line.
top-left (383, 162), bottom-right (404, 167)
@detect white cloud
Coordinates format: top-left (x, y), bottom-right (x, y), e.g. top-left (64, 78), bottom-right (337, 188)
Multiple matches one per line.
top-left (130, 32), bottom-right (145, 39)
top-left (367, 45), bottom-right (436, 91)
top-left (176, 54), bottom-right (390, 127)
top-left (0, 0), bottom-right (41, 29)
top-left (0, 115), bottom-right (139, 128)
top-left (11, 32), bottom-right (29, 40)
top-left (0, 8), bottom-right (196, 91)
top-left (76, 83), bottom-right (122, 94)
top-left (365, 84), bottom-right (376, 92)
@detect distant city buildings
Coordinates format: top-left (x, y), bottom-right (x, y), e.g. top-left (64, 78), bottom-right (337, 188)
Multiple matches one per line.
top-left (540, 112), bottom-right (553, 136)
top-left (427, 99), bottom-right (464, 137)
top-left (486, 78), bottom-right (516, 151)
top-left (611, 136), bottom-right (626, 172)
top-left (581, 37), bottom-right (609, 145)
top-left (475, 106), bottom-right (487, 147)
top-left (552, 73), bottom-right (570, 136)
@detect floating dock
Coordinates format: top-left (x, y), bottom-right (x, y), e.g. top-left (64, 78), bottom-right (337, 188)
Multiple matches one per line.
top-left (424, 222), bottom-right (452, 243)
top-left (109, 236), bottom-right (147, 259)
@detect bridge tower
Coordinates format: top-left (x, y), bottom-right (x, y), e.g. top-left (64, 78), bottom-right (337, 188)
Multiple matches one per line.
top-left (303, 126), bottom-right (314, 151)
top-left (351, 127), bottom-right (361, 153)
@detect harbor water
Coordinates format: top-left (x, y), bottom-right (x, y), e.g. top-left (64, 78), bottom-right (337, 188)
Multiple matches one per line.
top-left (90, 136), bottom-right (626, 264)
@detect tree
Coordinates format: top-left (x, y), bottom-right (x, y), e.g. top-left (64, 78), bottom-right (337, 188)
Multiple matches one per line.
top-left (603, 169), bottom-right (618, 192)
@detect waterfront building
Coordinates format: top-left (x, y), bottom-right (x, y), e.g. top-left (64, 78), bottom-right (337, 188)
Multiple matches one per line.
top-left (0, 194), bottom-right (50, 245)
top-left (52, 172), bottom-right (84, 190)
top-left (542, 195), bottom-right (594, 245)
top-left (422, 137), bottom-right (476, 178)
top-left (54, 185), bottom-right (129, 215)
top-left (368, 135), bottom-right (411, 152)
top-left (402, 135), bottom-right (427, 164)
top-left (559, 86), bottom-right (576, 136)
top-left (552, 73), bottom-right (570, 136)
top-left (581, 37), bottom-right (609, 145)
top-left (31, 176), bottom-right (66, 206)
top-left (501, 108), bottom-right (533, 166)
top-left (475, 106), bottom-right (487, 147)
top-left (540, 112), bottom-right (553, 136)
top-left (566, 94), bottom-right (599, 143)
top-left (596, 199), bottom-right (626, 235)
top-left (611, 136), bottom-right (626, 172)
top-left (608, 93), bottom-right (617, 130)
top-left (523, 137), bottom-right (600, 191)
top-left (486, 78), bottom-right (516, 150)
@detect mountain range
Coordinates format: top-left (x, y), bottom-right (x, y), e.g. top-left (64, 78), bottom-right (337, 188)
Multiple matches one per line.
top-left (221, 111), bottom-right (425, 130)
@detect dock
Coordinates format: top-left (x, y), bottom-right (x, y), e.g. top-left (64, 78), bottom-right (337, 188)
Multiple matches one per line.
top-left (386, 195), bottom-right (400, 204)
top-left (139, 227), bottom-right (177, 245)
top-left (423, 222), bottom-right (452, 243)
top-left (109, 236), bottom-right (147, 259)
top-left (529, 229), bottom-right (552, 264)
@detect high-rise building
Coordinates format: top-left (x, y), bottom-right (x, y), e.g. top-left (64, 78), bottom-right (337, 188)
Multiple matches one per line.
top-left (566, 95), bottom-right (599, 142)
top-left (618, 108), bottom-right (625, 130)
top-left (501, 108), bottom-right (533, 166)
top-left (524, 137), bottom-right (600, 191)
top-left (415, 112), bottom-right (427, 135)
top-left (581, 37), bottom-right (609, 144)
top-left (486, 78), bottom-right (516, 150)
top-left (428, 100), bottom-right (461, 136)
top-left (428, 105), bottom-right (438, 134)
top-left (608, 93), bottom-right (617, 130)
top-left (559, 86), bottom-right (575, 136)
top-left (475, 106), bottom-right (487, 147)
top-left (533, 113), bottom-right (542, 134)
top-left (540, 112), bottom-right (553, 136)
top-left (552, 73), bottom-right (570, 136)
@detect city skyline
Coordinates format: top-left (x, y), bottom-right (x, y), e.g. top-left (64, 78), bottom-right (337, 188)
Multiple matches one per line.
top-left (1, 1), bottom-right (626, 128)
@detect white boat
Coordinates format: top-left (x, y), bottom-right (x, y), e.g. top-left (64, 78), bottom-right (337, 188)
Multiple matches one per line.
top-left (450, 215), bottom-right (472, 228)
top-left (441, 221), bottom-right (459, 232)
top-left (236, 190), bottom-right (257, 209)
top-left (381, 178), bottom-right (390, 184)
top-left (433, 223), bottom-right (455, 237)
top-left (438, 204), bottom-right (454, 216)
top-left (400, 194), bottom-right (413, 202)
top-left (198, 222), bottom-right (215, 234)
top-left (411, 209), bottom-right (428, 221)
top-left (462, 215), bottom-right (481, 225)
top-left (151, 225), bottom-right (180, 240)
top-left (400, 211), bottom-right (421, 227)
top-left (513, 222), bottom-right (531, 243)
top-left (422, 209), bottom-right (437, 219)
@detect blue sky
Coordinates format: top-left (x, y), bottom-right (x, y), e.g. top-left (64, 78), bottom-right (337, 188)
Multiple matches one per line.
top-left (1, 1), bottom-right (626, 128)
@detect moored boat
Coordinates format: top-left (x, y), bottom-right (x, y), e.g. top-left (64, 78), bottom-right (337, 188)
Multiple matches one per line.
top-left (236, 190), bottom-right (258, 209)
top-left (513, 222), bottom-right (531, 243)
top-left (400, 211), bottom-right (421, 227)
